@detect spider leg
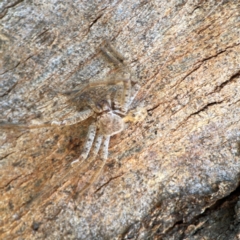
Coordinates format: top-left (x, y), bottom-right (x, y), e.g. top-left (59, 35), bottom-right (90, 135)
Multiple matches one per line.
top-left (7, 107), bottom-right (94, 129)
top-left (100, 41), bottom-right (137, 113)
top-left (100, 135), bottom-right (110, 160)
top-left (128, 83), bottom-right (141, 108)
top-left (100, 41), bottom-right (125, 68)
top-left (69, 42), bottom-right (131, 102)
top-left (67, 77), bottom-right (128, 102)
top-left (87, 98), bottom-right (102, 113)
top-left (86, 136), bottom-right (110, 186)
top-left (121, 79), bottom-right (132, 113)
top-left (0, 122), bottom-right (52, 130)
top-left (113, 83), bottom-right (140, 115)
top-left (111, 78), bottom-right (132, 113)
top-left (71, 122), bottom-right (96, 165)
top-left (51, 108), bottom-right (93, 126)
top-left (106, 93), bottom-right (112, 107)
top-left (75, 136), bottom-right (110, 196)
top-left (113, 87), bottom-right (123, 110)
top-left (91, 133), bottom-right (103, 158)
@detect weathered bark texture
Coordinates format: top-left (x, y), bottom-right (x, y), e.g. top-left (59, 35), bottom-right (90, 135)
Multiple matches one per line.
top-left (0, 0), bottom-right (240, 239)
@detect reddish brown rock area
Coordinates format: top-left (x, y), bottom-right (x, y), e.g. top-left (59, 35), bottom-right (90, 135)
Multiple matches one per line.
top-left (0, 0), bottom-right (240, 239)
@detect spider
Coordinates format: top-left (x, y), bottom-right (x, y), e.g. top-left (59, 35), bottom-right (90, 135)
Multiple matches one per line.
top-left (48, 42), bottom-right (140, 168)
top-left (0, 42), bottom-right (141, 196)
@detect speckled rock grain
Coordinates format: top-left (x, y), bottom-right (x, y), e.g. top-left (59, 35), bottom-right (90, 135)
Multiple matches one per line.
top-left (0, 0), bottom-right (240, 239)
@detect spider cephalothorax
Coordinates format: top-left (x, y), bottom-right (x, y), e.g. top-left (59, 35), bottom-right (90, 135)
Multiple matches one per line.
top-left (93, 99), bottom-right (124, 136)
top-left (97, 110), bottom-right (124, 136)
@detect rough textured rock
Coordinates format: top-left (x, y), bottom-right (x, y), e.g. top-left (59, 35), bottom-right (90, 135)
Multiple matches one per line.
top-left (0, 0), bottom-right (240, 239)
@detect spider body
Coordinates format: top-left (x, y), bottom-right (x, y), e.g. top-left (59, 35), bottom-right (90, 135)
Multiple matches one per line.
top-left (50, 42), bottom-right (141, 167)
top-left (1, 42), bottom-right (140, 194)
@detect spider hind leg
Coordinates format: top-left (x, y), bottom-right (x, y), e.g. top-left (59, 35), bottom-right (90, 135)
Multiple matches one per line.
top-left (74, 136), bottom-right (110, 197)
top-left (71, 123), bottom-right (96, 166)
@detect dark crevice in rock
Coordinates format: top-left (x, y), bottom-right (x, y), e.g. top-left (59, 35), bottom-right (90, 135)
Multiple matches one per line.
top-left (147, 104), bottom-right (161, 113)
top-left (120, 179), bottom-right (240, 240)
top-left (214, 71), bottom-right (240, 93)
top-left (188, 100), bottom-right (224, 117)
top-left (89, 12), bottom-right (105, 29)
top-left (162, 179), bottom-right (240, 239)
top-left (174, 100), bottom-right (224, 131)
top-left (200, 43), bottom-right (240, 65)
top-left (94, 173), bottom-right (124, 193)
top-left (206, 70), bottom-right (240, 96)
top-left (0, 0), bottom-right (24, 19)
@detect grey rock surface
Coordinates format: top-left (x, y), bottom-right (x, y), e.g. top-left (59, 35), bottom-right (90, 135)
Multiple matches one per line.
top-left (0, 0), bottom-right (240, 239)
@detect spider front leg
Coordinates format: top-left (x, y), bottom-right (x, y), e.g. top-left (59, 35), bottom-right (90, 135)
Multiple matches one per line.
top-left (79, 77), bottom-right (133, 114)
top-left (121, 79), bottom-right (132, 113)
top-left (100, 41), bottom-right (125, 68)
top-left (113, 80), bottom-right (140, 114)
top-left (128, 83), bottom-right (141, 108)
top-left (100, 41), bottom-right (138, 112)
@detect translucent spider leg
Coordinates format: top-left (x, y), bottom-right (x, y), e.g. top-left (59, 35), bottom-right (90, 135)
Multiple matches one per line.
top-left (0, 108), bottom-right (95, 131)
top-left (87, 135), bottom-right (110, 186)
top-left (100, 41), bottom-right (125, 68)
top-left (100, 136), bottom-right (110, 160)
top-left (86, 98), bottom-right (102, 113)
top-left (67, 77), bottom-right (129, 102)
top-left (76, 136), bottom-right (110, 196)
top-left (51, 109), bottom-right (94, 126)
top-left (121, 79), bottom-right (132, 113)
top-left (71, 123), bottom-right (96, 165)
top-left (112, 83), bottom-right (140, 117)
top-left (0, 122), bottom-right (52, 130)
top-left (91, 134), bottom-right (103, 158)
top-left (106, 93), bottom-right (112, 106)
top-left (127, 83), bottom-right (141, 109)
top-left (113, 87), bottom-right (123, 110)
top-left (112, 81), bottom-right (135, 115)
